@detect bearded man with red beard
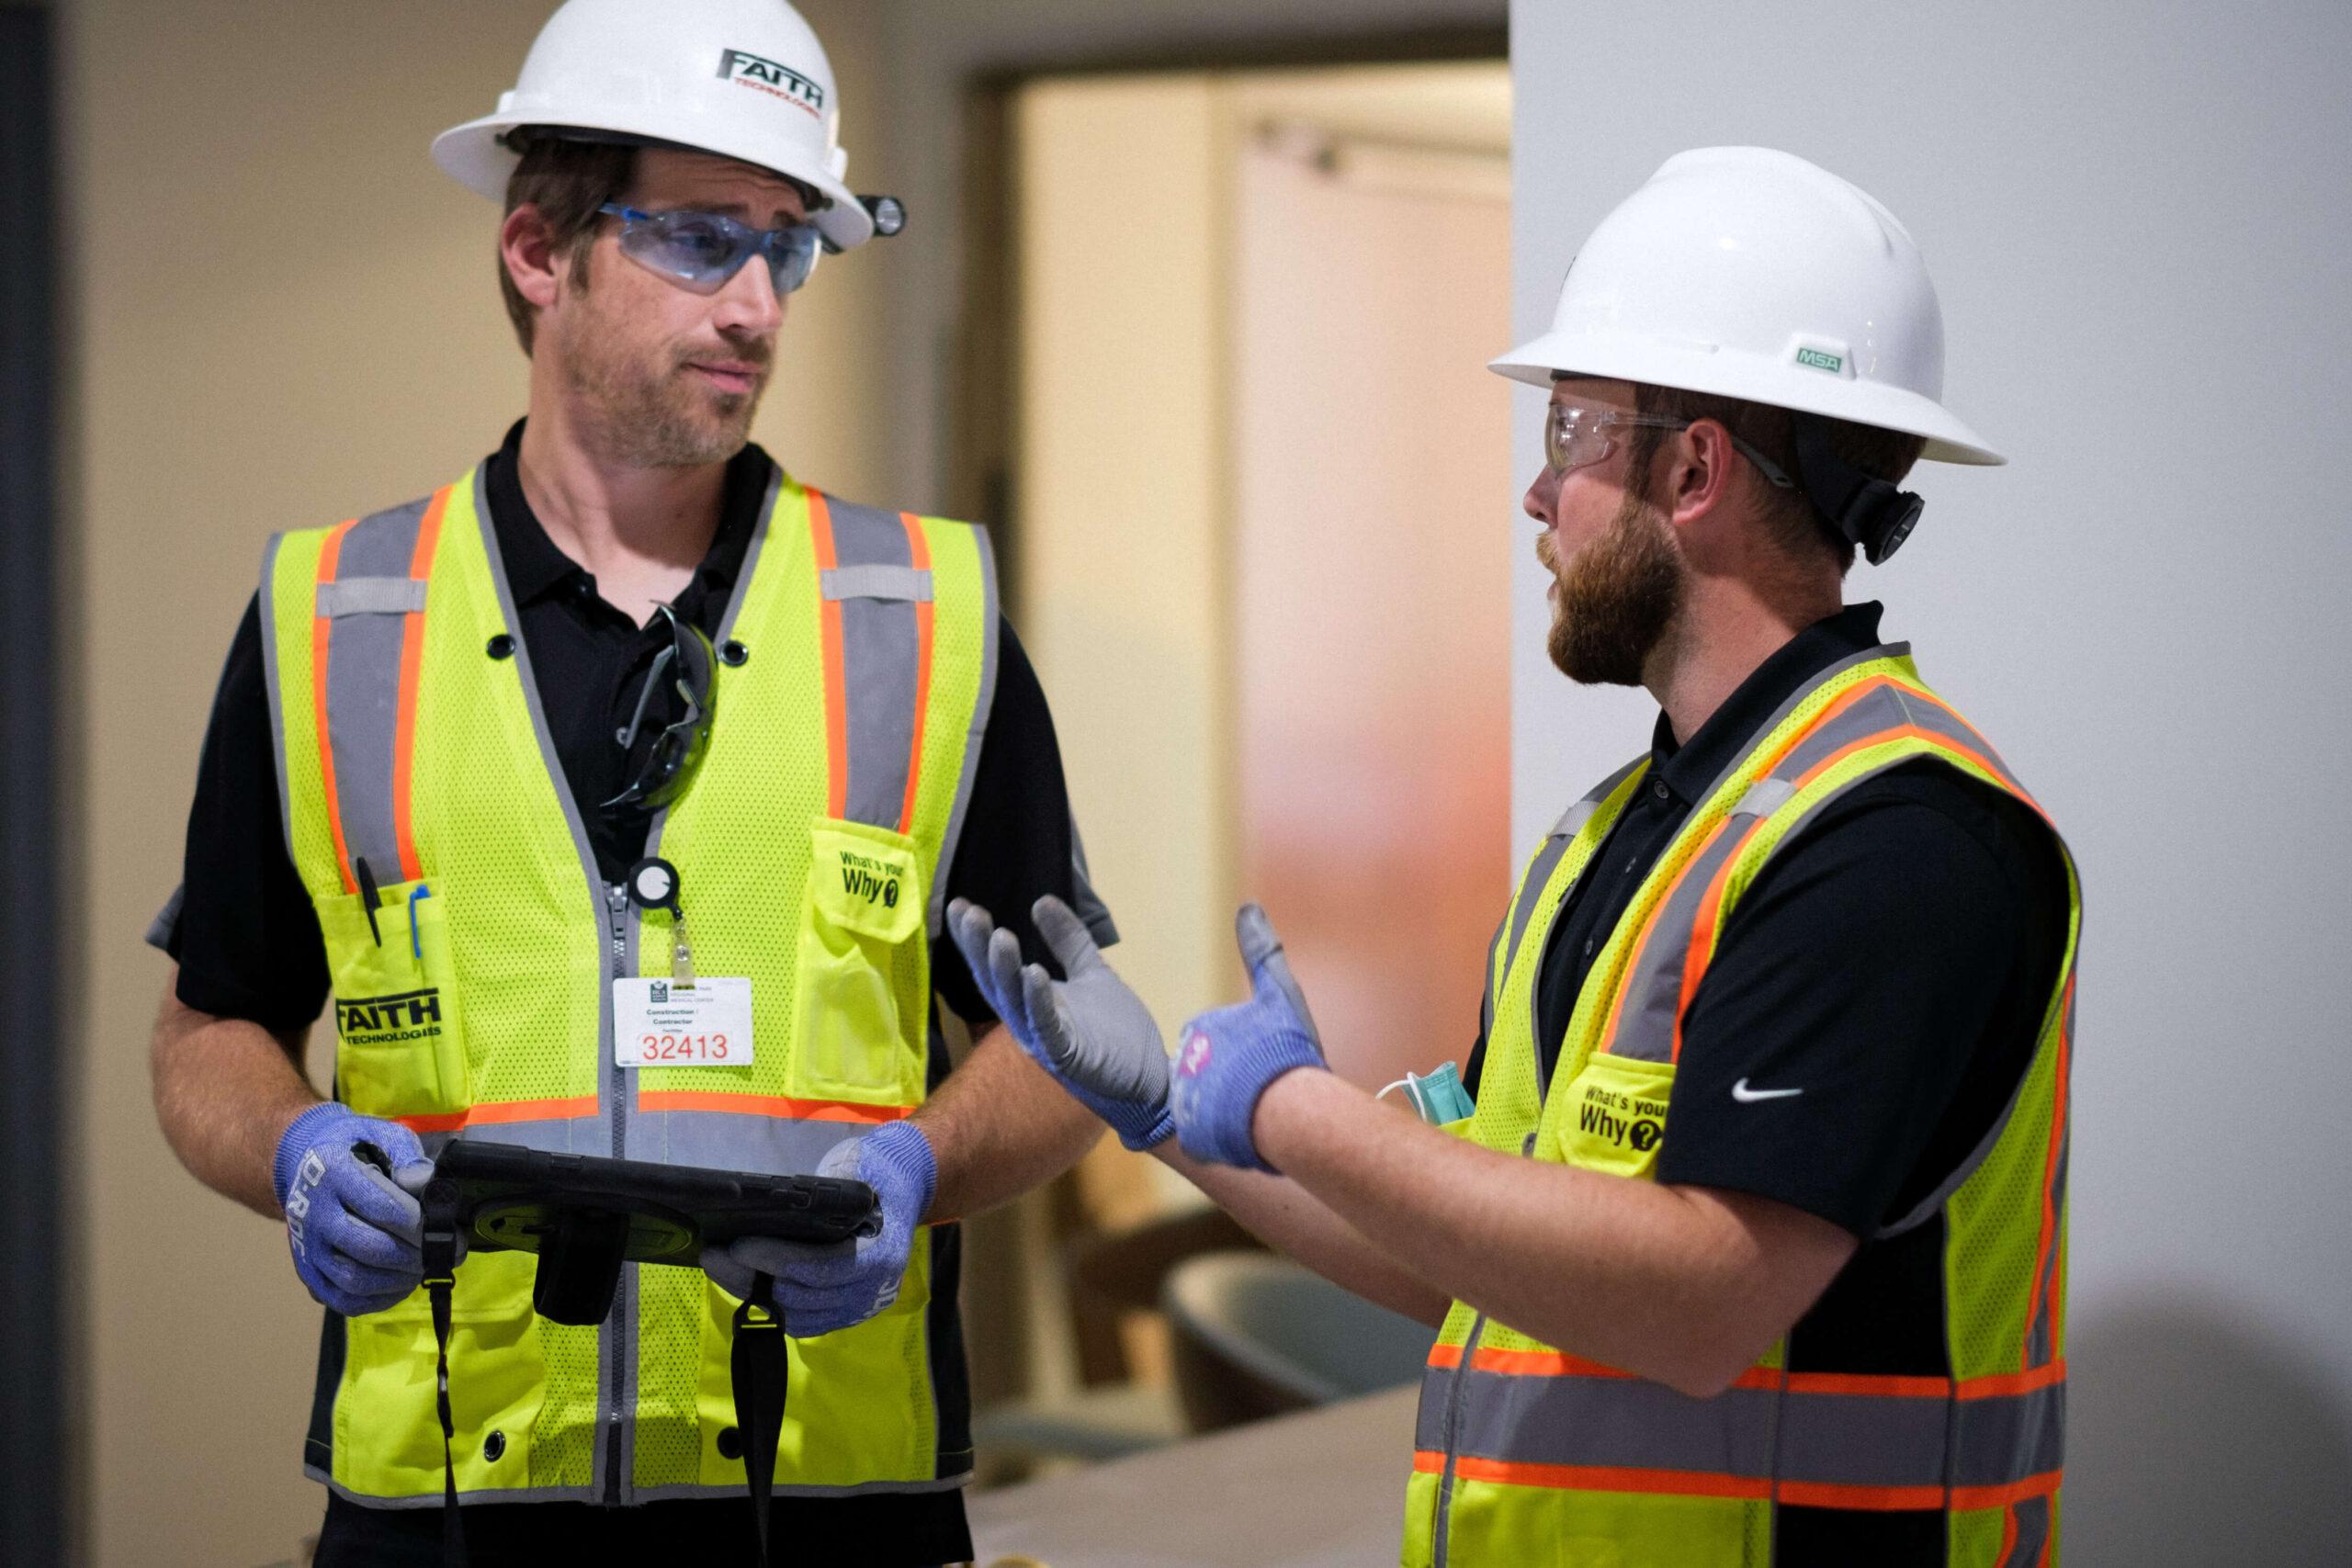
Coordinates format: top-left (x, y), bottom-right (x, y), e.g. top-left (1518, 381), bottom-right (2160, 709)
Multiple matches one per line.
top-left (951, 148), bottom-right (2084, 1567)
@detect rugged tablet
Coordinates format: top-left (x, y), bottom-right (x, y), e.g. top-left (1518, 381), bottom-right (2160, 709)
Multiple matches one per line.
top-left (402, 1140), bottom-right (880, 1325)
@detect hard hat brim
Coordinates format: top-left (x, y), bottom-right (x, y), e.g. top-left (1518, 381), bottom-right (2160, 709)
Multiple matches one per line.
top-left (1490, 330), bottom-right (2004, 467)
top-left (431, 114), bottom-right (876, 252)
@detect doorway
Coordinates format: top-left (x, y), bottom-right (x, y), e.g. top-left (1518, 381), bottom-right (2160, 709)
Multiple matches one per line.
top-left (1008, 61), bottom-right (1514, 1099)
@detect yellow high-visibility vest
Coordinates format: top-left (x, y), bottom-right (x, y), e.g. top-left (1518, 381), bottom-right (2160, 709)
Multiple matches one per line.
top-left (264, 466), bottom-right (996, 1505)
top-left (1405, 648), bottom-right (2080, 1568)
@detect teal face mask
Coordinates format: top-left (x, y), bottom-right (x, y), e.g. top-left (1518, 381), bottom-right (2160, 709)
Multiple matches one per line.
top-left (1380, 1061), bottom-right (1476, 1125)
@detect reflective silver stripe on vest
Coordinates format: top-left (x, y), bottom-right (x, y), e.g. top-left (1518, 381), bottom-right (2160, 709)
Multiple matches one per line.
top-left (2002, 1494), bottom-right (2053, 1566)
top-left (1476, 910), bottom-right (1506, 1047)
top-left (421, 1111), bottom-right (875, 1177)
top-left (1415, 1363), bottom-right (1456, 1452)
top-left (320, 497), bottom-right (431, 885)
top-left (1428, 1361), bottom-right (2064, 1496)
top-left (929, 526), bottom-right (999, 940)
top-left (1498, 755), bottom-right (1648, 985)
top-left (639, 1109), bottom-right (893, 1175)
top-left (1606, 676), bottom-right (2030, 1065)
top-left (1679, 642), bottom-right (1911, 812)
top-left (1732, 776), bottom-right (1797, 821)
top-left (824, 498), bottom-right (925, 830)
top-left (316, 577), bottom-right (429, 617)
top-left (821, 564), bottom-right (933, 603)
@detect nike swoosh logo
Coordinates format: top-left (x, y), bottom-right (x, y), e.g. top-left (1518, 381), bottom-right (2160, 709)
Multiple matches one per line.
top-left (1731, 1078), bottom-right (1804, 1103)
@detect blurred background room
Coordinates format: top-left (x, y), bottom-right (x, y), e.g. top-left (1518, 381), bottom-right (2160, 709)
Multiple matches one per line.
top-left (5, 0), bottom-right (2349, 1563)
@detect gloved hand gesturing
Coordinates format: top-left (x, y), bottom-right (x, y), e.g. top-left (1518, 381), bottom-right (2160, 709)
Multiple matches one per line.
top-left (273, 1101), bottom-right (435, 1316)
top-left (702, 1119), bottom-right (935, 1337)
top-left (945, 895), bottom-right (1174, 1151)
top-left (1170, 904), bottom-right (1328, 1172)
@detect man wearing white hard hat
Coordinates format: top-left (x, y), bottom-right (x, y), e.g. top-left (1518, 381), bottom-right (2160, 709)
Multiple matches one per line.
top-left (950, 148), bottom-right (2080, 1565)
top-left (148, 3), bottom-right (1111, 1562)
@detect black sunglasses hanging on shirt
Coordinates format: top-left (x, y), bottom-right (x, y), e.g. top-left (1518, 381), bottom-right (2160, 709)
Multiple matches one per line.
top-left (602, 602), bottom-right (718, 813)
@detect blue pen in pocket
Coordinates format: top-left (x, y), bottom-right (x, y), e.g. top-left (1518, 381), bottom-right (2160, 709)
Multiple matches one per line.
top-left (408, 884), bottom-right (432, 961)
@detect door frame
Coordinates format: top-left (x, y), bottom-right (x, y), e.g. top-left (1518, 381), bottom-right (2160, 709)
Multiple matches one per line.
top-left (0, 5), bottom-right (74, 1564)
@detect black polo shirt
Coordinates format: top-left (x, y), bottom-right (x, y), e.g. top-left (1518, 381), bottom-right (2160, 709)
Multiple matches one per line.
top-left (157, 422), bottom-right (1107, 1564)
top-left (1463, 603), bottom-right (2071, 1239)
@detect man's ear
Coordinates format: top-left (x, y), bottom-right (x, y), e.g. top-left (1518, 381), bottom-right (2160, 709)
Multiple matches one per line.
top-left (500, 205), bottom-right (565, 312)
top-left (1665, 420), bottom-right (1738, 529)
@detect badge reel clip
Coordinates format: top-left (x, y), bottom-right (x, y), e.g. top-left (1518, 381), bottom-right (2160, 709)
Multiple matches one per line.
top-left (629, 854), bottom-right (694, 987)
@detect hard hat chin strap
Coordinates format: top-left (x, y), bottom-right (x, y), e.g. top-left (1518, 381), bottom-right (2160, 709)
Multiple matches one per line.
top-left (1791, 415), bottom-right (1926, 566)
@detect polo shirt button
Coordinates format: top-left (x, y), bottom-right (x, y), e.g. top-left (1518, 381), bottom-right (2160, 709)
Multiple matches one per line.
top-left (1651, 778), bottom-right (1670, 801)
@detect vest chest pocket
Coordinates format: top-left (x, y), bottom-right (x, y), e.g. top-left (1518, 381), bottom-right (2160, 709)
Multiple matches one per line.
top-left (792, 819), bottom-right (926, 1102)
top-left (1555, 1052), bottom-right (1676, 1180)
top-left (318, 881), bottom-right (470, 1120)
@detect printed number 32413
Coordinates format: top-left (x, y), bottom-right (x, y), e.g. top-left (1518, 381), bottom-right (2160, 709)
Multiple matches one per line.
top-left (639, 1033), bottom-right (729, 1063)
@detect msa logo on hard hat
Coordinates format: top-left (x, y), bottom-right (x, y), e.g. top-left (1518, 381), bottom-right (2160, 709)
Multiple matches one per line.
top-left (718, 48), bottom-right (825, 115)
top-left (337, 987), bottom-right (445, 1045)
top-left (1794, 346), bottom-right (1846, 374)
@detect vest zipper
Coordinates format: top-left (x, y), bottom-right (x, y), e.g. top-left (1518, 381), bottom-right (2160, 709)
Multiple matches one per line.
top-left (1430, 1130), bottom-right (1541, 1567)
top-left (603, 880), bottom-right (630, 1504)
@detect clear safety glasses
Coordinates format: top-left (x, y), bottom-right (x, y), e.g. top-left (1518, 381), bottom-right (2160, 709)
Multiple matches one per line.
top-left (1545, 404), bottom-right (1795, 490)
top-left (598, 203), bottom-right (824, 297)
top-left (602, 604), bottom-right (718, 813)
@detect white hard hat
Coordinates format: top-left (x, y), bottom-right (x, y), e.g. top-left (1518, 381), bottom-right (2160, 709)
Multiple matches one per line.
top-left (433, 0), bottom-right (879, 252)
top-left (1493, 148), bottom-right (2000, 466)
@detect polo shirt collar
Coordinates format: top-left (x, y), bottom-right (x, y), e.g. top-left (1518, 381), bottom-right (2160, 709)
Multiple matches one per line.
top-left (480, 418), bottom-right (775, 622)
top-left (1648, 602), bottom-right (1889, 804)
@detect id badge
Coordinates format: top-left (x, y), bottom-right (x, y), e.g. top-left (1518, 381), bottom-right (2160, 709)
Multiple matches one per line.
top-left (614, 976), bottom-right (754, 1067)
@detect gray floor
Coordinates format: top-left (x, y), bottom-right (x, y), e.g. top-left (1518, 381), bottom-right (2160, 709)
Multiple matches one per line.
top-left (969, 1386), bottom-right (1419, 1566)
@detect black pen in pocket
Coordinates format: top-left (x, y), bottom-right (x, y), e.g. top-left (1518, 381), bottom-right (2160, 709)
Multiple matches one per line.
top-left (355, 856), bottom-right (384, 946)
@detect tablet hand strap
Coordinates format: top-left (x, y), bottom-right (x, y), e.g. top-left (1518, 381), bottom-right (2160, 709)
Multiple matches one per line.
top-left (730, 1272), bottom-right (788, 1566)
top-left (421, 1179), bottom-right (469, 1566)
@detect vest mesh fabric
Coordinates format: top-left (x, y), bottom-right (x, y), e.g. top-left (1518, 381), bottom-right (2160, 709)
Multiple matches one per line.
top-left (267, 468), bottom-right (994, 1504)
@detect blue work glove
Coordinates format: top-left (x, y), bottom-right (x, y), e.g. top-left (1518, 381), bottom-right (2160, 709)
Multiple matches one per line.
top-left (273, 1101), bottom-right (434, 1316)
top-left (1170, 904), bottom-right (1327, 1172)
top-left (945, 895), bottom-right (1174, 1151)
top-left (702, 1119), bottom-right (936, 1337)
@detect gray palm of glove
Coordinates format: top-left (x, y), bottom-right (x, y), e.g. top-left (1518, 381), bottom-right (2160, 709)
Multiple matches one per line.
top-left (945, 895), bottom-right (1174, 1149)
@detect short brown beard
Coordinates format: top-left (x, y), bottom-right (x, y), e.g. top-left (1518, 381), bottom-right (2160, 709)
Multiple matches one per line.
top-left (556, 256), bottom-right (770, 468)
top-left (1542, 482), bottom-right (1684, 687)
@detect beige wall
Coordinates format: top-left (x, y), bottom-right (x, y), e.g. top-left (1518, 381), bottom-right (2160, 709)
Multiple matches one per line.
top-left (63, 3), bottom-right (887, 1562)
top-left (1014, 74), bottom-right (1237, 1065)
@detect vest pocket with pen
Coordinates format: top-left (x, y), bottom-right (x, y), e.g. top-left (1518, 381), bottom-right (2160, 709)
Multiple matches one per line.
top-left (791, 818), bottom-right (926, 1101)
top-left (319, 879), bottom-right (471, 1119)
